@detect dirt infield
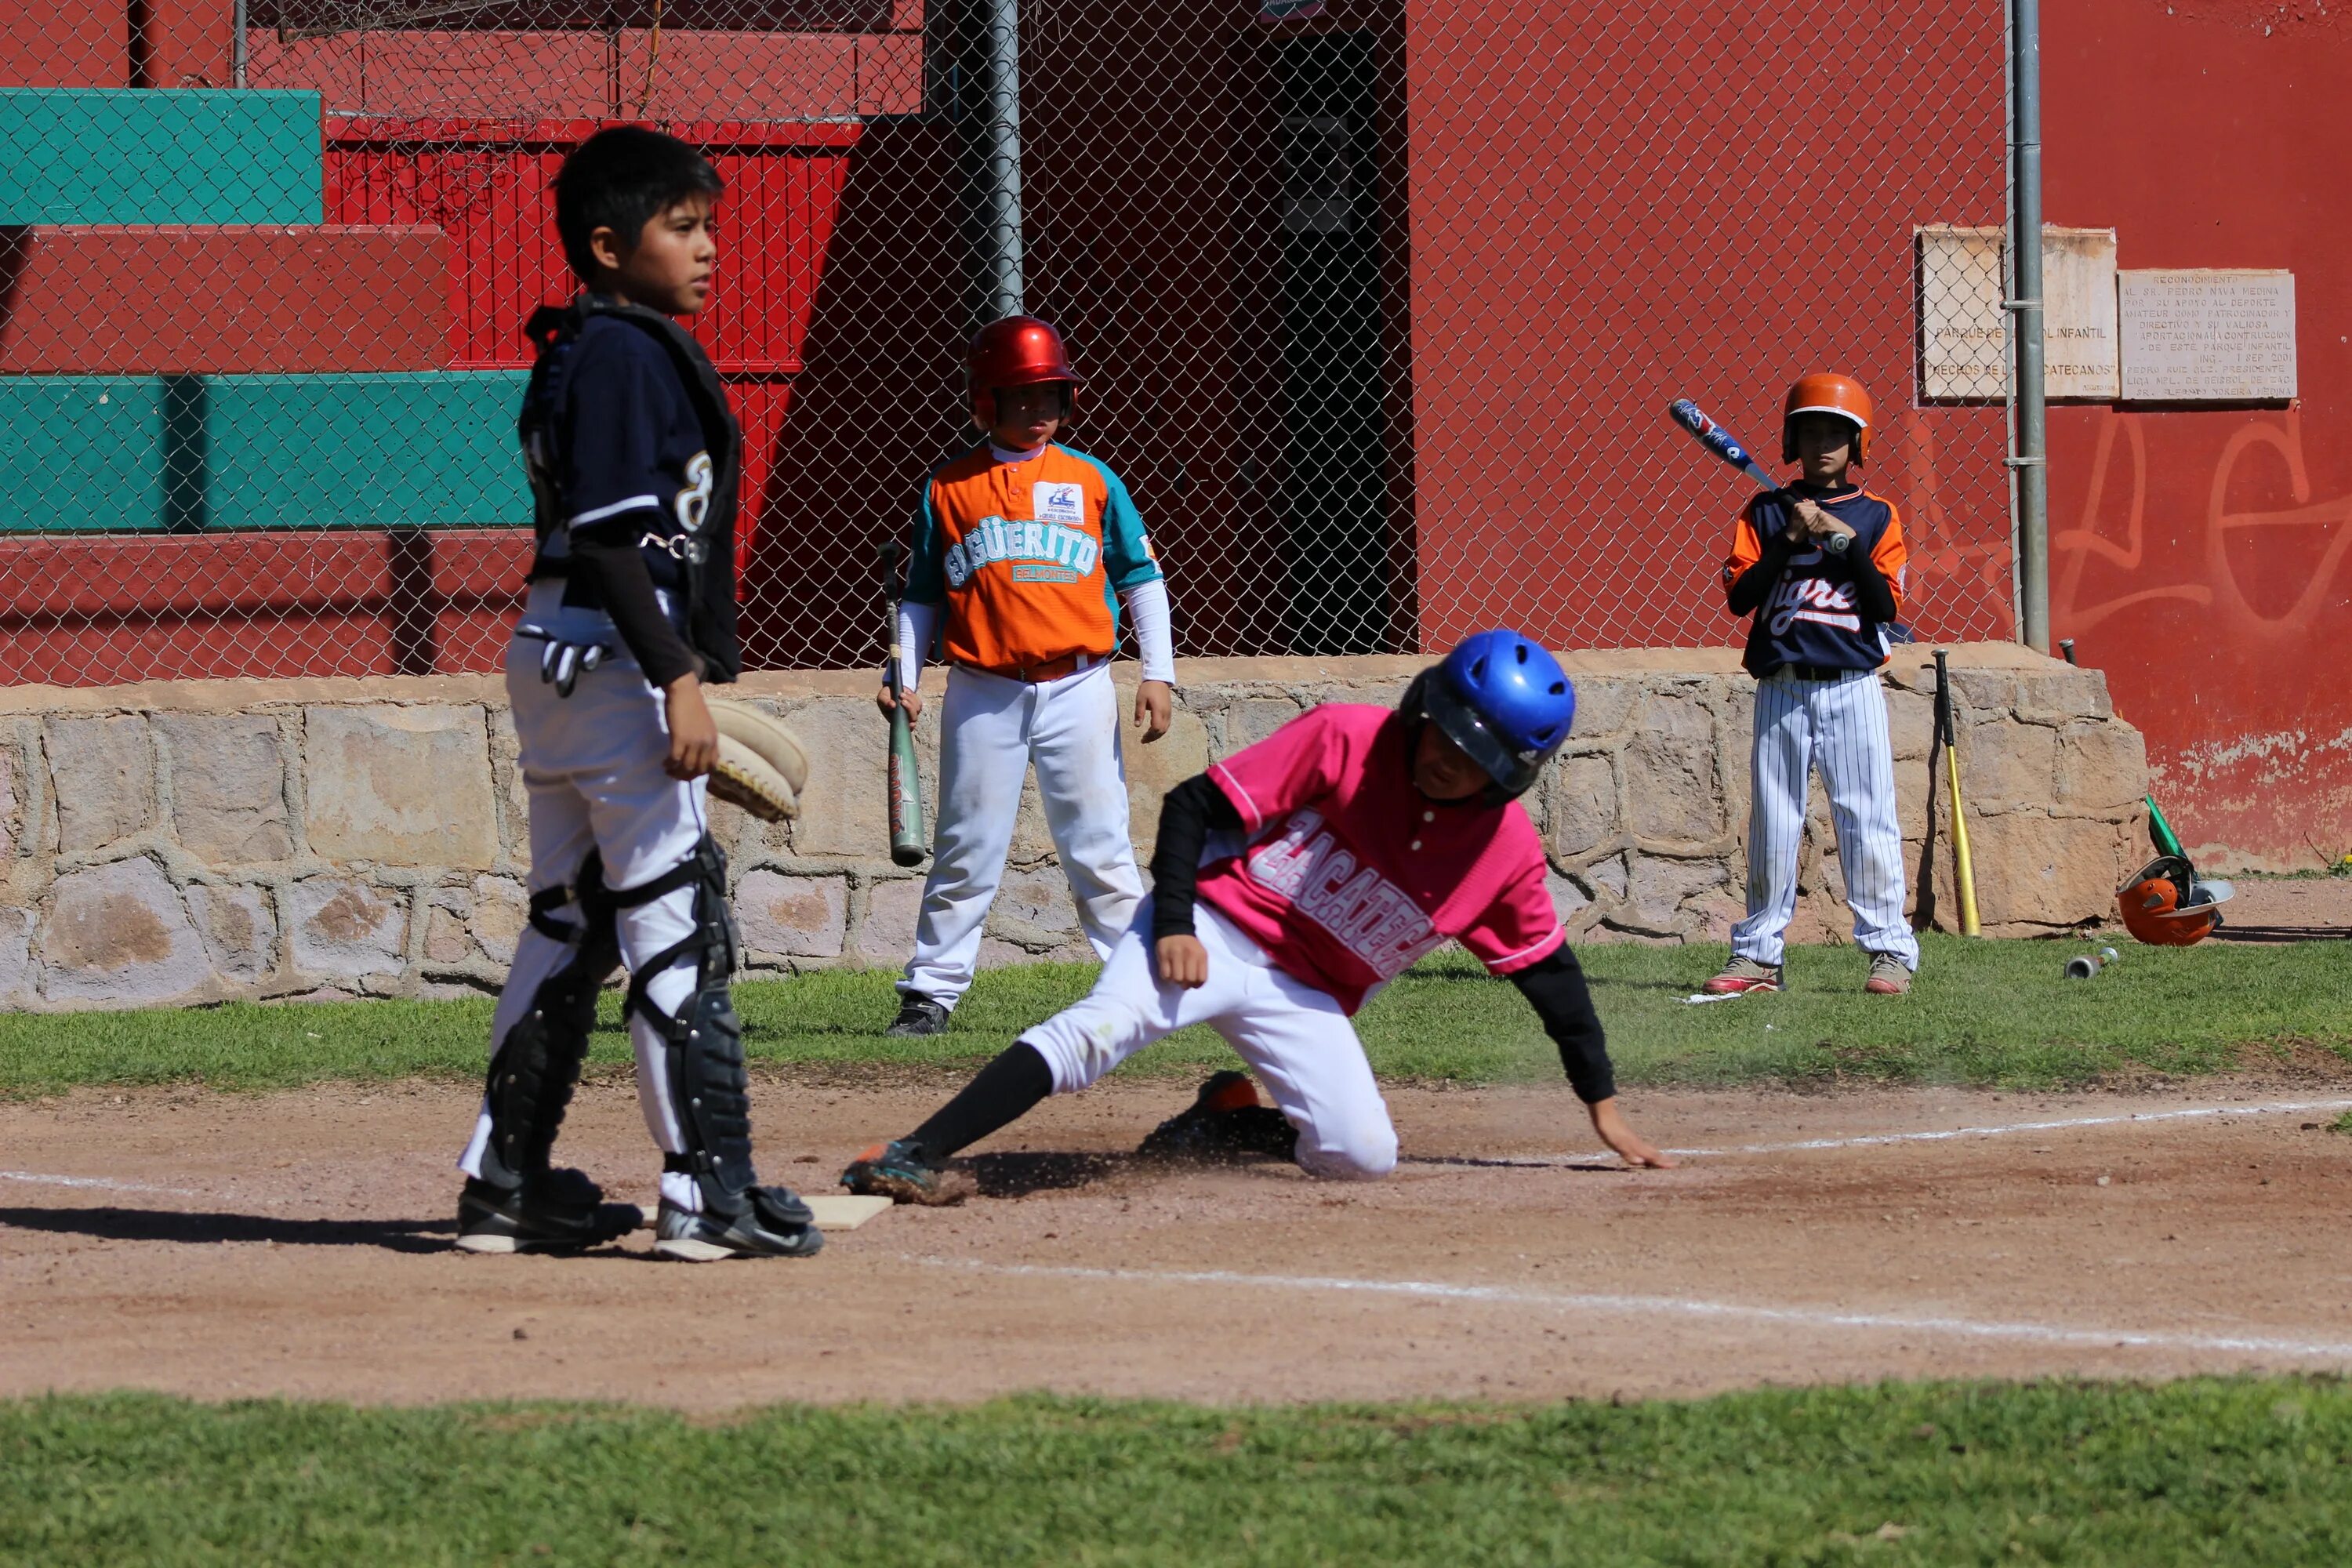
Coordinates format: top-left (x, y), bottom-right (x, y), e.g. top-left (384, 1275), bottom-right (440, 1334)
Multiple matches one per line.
top-left (4, 1075), bottom-right (2349, 1409)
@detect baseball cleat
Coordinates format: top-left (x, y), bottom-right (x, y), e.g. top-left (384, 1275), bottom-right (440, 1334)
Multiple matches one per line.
top-left (1864, 952), bottom-right (1914, 995)
top-left (1701, 956), bottom-right (1783, 996)
top-left (840, 1139), bottom-right (976, 1206)
top-left (1138, 1071), bottom-right (1300, 1162)
top-left (652, 1187), bottom-right (826, 1261)
top-left (455, 1167), bottom-right (641, 1254)
top-left (885, 995), bottom-right (952, 1037)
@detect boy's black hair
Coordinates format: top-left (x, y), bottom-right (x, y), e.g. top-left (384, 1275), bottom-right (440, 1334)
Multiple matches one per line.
top-left (554, 126), bottom-right (724, 283)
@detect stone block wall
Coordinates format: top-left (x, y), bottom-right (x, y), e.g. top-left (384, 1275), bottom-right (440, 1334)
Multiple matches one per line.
top-left (0, 648), bottom-right (2147, 1011)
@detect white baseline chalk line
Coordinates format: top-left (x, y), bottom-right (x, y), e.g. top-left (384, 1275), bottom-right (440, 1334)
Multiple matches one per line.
top-left (2, 1097), bottom-right (2344, 1208)
top-left (910, 1256), bottom-right (2352, 1363)
top-left (0, 1171), bottom-right (203, 1198)
top-left (1417, 1096), bottom-right (2352, 1168)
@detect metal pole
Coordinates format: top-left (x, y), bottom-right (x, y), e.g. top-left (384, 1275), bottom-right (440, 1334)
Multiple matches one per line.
top-left (978, 0), bottom-right (1025, 321)
top-left (232, 0), bottom-right (248, 88)
top-left (2009, 0), bottom-right (2049, 652)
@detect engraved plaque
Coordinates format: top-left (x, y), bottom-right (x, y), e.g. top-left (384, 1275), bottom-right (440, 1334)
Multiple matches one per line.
top-left (2040, 229), bottom-right (2120, 400)
top-left (1917, 225), bottom-right (2006, 401)
top-left (1916, 226), bottom-right (2118, 401)
top-left (2118, 270), bottom-right (2296, 401)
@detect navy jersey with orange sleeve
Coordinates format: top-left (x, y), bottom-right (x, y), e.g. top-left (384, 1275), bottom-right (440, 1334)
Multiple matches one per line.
top-left (1721, 485), bottom-right (1908, 677)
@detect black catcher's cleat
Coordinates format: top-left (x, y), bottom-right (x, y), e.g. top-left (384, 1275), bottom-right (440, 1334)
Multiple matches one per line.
top-left (653, 1185), bottom-right (826, 1261)
top-left (456, 1167), bottom-right (641, 1254)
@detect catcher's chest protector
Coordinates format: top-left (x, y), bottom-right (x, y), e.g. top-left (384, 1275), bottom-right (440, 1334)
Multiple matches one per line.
top-left (521, 297), bottom-right (744, 681)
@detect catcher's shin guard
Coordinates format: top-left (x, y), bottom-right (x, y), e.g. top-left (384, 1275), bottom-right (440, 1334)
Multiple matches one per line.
top-left (475, 858), bottom-right (620, 1192)
top-left (616, 837), bottom-right (775, 1218)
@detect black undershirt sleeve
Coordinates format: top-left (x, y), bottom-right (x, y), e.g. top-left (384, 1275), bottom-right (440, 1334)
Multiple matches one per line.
top-left (1848, 553), bottom-right (1899, 623)
top-left (567, 528), bottom-right (701, 690)
top-left (1509, 946), bottom-right (1617, 1104)
top-left (1150, 772), bottom-right (1244, 942)
top-left (1726, 527), bottom-right (1799, 615)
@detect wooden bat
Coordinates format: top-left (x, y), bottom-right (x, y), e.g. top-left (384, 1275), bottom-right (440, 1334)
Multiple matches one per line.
top-left (1935, 649), bottom-right (1981, 936)
top-left (880, 541), bottom-right (927, 868)
top-left (1667, 398), bottom-right (1783, 493)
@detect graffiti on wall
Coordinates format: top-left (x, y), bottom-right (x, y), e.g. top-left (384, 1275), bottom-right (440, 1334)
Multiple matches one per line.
top-left (2055, 408), bottom-right (2352, 640)
top-left (2053, 406), bottom-right (2352, 865)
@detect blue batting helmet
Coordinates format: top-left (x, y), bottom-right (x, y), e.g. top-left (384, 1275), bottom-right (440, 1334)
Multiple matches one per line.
top-left (1417, 630), bottom-right (1575, 798)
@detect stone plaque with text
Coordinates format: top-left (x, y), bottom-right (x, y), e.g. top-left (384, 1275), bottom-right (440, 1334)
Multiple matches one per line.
top-left (1916, 226), bottom-right (2118, 401)
top-left (1918, 225), bottom-right (2006, 401)
top-left (2118, 269), bottom-right (2296, 401)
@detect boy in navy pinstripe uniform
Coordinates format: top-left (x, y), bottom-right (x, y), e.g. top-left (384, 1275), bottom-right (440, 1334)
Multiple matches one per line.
top-left (1705, 374), bottom-right (1918, 997)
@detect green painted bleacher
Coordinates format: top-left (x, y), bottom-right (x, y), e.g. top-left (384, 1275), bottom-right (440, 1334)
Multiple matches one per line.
top-left (0, 372), bottom-right (530, 532)
top-left (0, 89), bottom-right (324, 225)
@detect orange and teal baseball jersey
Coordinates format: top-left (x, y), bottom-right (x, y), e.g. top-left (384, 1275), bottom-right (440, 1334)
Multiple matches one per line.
top-left (902, 442), bottom-right (1163, 673)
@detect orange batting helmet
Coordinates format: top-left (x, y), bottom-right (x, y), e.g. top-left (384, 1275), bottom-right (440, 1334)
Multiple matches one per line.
top-left (1783, 373), bottom-right (1874, 464)
top-left (967, 315), bottom-right (1083, 425)
top-left (2117, 855), bottom-right (2230, 946)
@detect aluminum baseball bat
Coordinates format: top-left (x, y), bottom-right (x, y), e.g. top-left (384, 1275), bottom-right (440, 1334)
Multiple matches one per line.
top-left (1667, 397), bottom-right (1783, 493)
top-left (880, 541), bottom-right (927, 869)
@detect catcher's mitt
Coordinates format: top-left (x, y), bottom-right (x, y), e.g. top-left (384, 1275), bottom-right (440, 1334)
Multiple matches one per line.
top-left (706, 698), bottom-right (810, 822)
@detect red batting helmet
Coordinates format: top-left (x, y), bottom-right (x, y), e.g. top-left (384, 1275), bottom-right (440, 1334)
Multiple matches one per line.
top-left (967, 315), bottom-right (1083, 425)
top-left (2117, 855), bottom-right (2229, 946)
top-left (1783, 373), bottom-right (1874, 464)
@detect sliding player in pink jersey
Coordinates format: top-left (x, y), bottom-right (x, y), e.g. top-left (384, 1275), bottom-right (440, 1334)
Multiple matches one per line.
top-left (840, 630), bottom-right (1673, 1203)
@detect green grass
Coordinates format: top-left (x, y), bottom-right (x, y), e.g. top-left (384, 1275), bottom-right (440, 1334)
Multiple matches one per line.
top-left (2, 933), bottom-right (2347, 1098)
top-left (5, 1380), bottom-right (2352, 1565)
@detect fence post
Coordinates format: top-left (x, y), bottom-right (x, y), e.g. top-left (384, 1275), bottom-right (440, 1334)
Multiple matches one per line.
top-left (233, 0), bottom-right (249, 88)
top-left (2009, 0), bottom-right (2049, 652)
top-left (975, 0), bottom-right (1025, 323)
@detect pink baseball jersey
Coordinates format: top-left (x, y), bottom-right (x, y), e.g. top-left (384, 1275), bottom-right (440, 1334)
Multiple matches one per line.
top-left (1196, 703), bottom-right (1566, 1014)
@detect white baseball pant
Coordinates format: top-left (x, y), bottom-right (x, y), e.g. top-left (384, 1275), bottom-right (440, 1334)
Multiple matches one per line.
top-left (1018, 897), bottom-right (1399, 1180)
top-left (901, 660), bottom-right (1144, 1007)
top-left (1730, 666), bottom-right (1920, 969)
top-left (457, 628), bottom-right (714, 1212)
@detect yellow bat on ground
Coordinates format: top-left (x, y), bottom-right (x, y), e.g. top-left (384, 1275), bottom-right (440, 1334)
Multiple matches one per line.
top-left (1935, 649), bottom-right (1981, 936)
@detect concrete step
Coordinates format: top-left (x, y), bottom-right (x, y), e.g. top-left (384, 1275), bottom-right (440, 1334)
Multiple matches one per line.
top-left (0, 89), bottom-right (322, 225)
top-left (0, 371), bottom-right (529, 531)
top-left (0, 225), bottom-right (449, 374)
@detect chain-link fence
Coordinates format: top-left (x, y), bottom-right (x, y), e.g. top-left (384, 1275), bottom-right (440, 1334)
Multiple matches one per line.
top-left (2, 0), bottom-right (2014, 686)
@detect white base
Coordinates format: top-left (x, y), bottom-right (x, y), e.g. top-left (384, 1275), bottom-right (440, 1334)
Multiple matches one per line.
top-left (452, 1233), bottom-right (519, 1254)
top-left (805, 1194), bottom-right (895, 1231)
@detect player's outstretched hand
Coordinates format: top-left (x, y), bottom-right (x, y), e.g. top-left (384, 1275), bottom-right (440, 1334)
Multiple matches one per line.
top-left (877, 682), bottom-right (923, 726)
top-left (1155, 933), bottom-right (1208, 988)
top-left (1588, 1097), bottom-right (1677, 1169)
top-left (665, 673), bottom-right (720, 781)
top-left (1134, 679), bottom-right (1173, 744)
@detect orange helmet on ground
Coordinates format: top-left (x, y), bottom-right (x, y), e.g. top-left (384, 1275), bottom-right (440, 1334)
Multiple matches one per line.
top-left (967, 315), bottom-right (1083, 425)
top-left (1782, 373), bottom-right (1874, 464)
top-left (2118, 855), bottom-right (2231, 946)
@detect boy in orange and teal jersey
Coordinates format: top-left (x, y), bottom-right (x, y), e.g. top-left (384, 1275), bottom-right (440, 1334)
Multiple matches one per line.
top-left (875, 316), bottom-right (1177, 1034)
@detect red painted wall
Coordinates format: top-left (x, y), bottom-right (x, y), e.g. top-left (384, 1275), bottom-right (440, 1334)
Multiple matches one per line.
top-left (0, 225), bottom-right (448, 373)
top-left (2044, 1), bottom-right (2352, 868)
top-left (1403, 0), bottom-right (2017, 655)
top-left (1, 4), bottom-right (128, 88)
